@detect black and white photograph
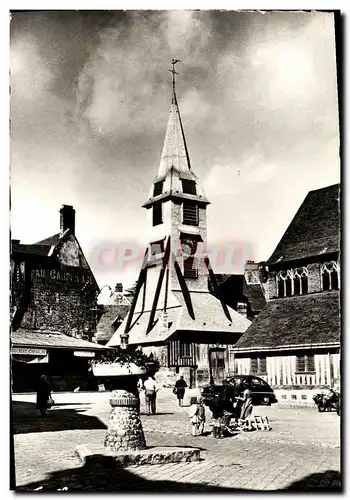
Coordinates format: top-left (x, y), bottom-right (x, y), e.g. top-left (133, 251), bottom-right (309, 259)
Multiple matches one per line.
top-left (9, 9), bottom-right (341, 492)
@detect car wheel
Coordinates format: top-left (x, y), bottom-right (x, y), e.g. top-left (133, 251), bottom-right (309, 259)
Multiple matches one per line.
top-left (262, 396), bottom-right (270, 406)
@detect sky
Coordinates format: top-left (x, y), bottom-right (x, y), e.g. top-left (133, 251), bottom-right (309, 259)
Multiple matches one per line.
top-left (10, 10), bottom-right (340, 290)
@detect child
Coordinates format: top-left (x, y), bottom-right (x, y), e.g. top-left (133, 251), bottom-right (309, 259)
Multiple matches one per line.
top-left (188, 397), bottom-right (200, 436)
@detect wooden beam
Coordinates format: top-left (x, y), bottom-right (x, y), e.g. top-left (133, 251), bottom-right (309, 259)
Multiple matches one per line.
top-left (146, 237), bottom-right (171, 334)
top-left (205, 256), bottom-right (232, 322)
top-left (173, 259), bottom-right (195, 319)
top-left (124, 248), bottom-right (149, 334)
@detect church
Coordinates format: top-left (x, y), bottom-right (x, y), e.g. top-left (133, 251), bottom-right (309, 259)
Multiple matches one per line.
top-left (107, 62), bottom-right (251, 388)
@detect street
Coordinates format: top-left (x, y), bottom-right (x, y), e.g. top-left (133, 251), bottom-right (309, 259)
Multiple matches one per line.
top-left (12, 389), bottom-right (341, 491)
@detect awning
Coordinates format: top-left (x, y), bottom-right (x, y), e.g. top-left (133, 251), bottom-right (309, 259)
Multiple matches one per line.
top-left (11, 329), bottom-right (109, 351)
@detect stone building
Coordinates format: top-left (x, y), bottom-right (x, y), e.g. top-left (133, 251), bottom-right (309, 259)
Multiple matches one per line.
top-left (231, 184), bottom-right (340, 403)
top-left (107, 71), bottom-right (251, 388)
top-left (11, 204), bottom-right (106, 391)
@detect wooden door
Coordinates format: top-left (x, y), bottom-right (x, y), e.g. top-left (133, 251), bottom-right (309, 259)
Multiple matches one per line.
top-left (210, 350), bottom-right (226, 385)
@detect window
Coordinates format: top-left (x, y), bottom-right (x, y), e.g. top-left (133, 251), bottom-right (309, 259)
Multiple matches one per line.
top-left (277, 270), bottom-right (293, 298)
top-left (183, 201), bottom-right (198, 226)
top-left (182, 238), bottom-right (198, 279)
top-left (153, 181), bottom-right (164, 197)
top-left (250, 356), bottom-right (267, 374)
top-left (321, 261), bottom-right (339, 291)
top-left (181, 179), bottom-right (197, 195)
top-left (180, 341), bottom-right (191, 358)
top-left (152, 203), bottom-right (162, 226)
top-left (293, 267), bottom-right (308, 295)
top-left (296, 354), bottom-right (315, 373)
top-left (278, 268), bottom-right (308, 297)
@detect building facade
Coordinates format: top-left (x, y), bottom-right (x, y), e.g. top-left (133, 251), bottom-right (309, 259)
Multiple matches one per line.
top-left (11, 205), bottom-right (106, 391)
top-left (231, 184), bottom-right (340, 403)
top-left (107, 69), bottom-right (251, 388)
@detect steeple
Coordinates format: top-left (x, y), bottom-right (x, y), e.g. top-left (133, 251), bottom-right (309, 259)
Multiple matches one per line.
top-left (157, 59), bottom-right (191, 178)
top-left (144, 61), bottom-right (209, 207)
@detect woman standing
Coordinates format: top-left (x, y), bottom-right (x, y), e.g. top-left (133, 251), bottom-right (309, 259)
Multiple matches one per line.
top-left (36, 375), bottom-right (53, 417)
top-left (235, 382), bottom-right (253, 429)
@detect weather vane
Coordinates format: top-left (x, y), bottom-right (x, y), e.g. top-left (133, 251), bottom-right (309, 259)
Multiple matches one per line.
top-left (169, 59), bottom-right (181, 92)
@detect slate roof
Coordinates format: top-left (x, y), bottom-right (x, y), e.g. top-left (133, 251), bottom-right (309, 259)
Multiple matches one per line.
top-left (107, 290), bottom-right (251, 347)
top-left (35, 233), bottom-right (61, 245)
top-left (95, 305), bottom-right (130, 343)
top-left (11, 329), bottom-right (108, 350)
top-left (211, 274), bottom-right (266, 313)
top-left (267, 184), bottom-right (340, 265)
top-left (232, 290), bottom-right (340, 352)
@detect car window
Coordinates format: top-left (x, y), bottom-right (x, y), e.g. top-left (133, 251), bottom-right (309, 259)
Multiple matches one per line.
top-left (252, 378), bottom-right (265, 387)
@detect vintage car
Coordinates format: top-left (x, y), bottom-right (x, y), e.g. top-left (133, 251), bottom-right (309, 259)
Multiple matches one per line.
top-left (200, 374), bottom-right (278, 408)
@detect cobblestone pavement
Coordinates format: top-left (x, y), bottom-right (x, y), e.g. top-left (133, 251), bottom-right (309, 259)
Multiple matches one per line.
top-left (12, 390), bottom-right (341, 492)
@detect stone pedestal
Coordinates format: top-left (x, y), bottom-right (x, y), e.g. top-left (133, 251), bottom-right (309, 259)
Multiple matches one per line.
top-left (104, 390), bottom-right (146, 452)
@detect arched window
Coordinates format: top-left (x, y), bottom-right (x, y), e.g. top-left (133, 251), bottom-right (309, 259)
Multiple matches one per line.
top-left (293, 267), bottom-right (308, 295)
top-left (321, 261), bottom-right (340, 291)
top-left (277, 270), bottom-right (293, 298)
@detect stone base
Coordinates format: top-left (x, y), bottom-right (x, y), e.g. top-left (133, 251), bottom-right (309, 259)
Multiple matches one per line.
top-left (76, 444), bottom-right (200, 468)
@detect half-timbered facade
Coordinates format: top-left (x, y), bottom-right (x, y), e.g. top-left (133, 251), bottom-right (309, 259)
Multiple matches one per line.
top-left (231, 184), bottom-right (340, 402)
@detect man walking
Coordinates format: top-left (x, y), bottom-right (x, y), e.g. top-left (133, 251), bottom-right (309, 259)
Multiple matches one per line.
top-left (144, 376), bottom-right (158, 415)
top-left (174, 375), bottom-right (187, 406)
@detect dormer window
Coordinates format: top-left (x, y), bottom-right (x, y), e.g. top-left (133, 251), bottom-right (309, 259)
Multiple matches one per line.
top-left (153, 181), bottom-right (163, 197)
top-left (277, 267), bottom-right (308, 298)
top-left (181, 179), bottom-right (196, 195)
top-left (293, 267), bottom-right (308, 295)
top-left (152, 203), bottom-right (162, 226)
top-left (321, 261), bottom-right (339, 291)
top-left (183, 201), bottom-right (198, 226)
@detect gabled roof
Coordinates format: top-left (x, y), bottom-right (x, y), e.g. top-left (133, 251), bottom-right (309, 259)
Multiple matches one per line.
top-left (267, 184), bottom-right (340, 265)
top-left (96, 305), bottom-right (130, 343)
top-left (35, 233), bottom-right (61, 245)
top-left (210, 274), bottom-right (266, 313)
top-left (232, 290), bottom-right (340, 352)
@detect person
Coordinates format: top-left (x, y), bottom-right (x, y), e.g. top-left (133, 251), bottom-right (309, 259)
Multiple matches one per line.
top-left (197, 398), bottom-right (206, 435)
top-left (235, 381), bottom-right (253, 429)
top-left (136, 377), bottom-right (144, 412)
top-left (188, 397), bottom-right (200, 436)
top-left (144, 376), bottom-right (158, 415)
top-left (36, 375), bottom-right (53, 417)
top-left (174, 375), bottom-right (187, 406)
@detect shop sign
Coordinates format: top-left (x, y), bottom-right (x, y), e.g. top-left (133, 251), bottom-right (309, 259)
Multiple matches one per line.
top-left (73, 351), bottom-right (95, 358)
top-left (11, 347), bottom-right (47, 356)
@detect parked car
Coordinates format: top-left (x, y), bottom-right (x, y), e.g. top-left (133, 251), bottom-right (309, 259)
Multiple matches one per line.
top-left (200, 375), bottom-right (278, 408)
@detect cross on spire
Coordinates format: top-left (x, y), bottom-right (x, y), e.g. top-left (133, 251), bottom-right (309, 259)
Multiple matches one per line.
top-left (169, 59), bottom-right (181, 97)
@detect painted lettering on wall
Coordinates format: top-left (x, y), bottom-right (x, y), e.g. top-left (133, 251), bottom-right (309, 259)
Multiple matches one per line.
top-left (31, 268), bottom-right (93, 285)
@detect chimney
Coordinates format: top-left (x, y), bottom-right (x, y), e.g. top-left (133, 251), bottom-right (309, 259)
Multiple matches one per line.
top-left (115, 283), bottom-right (123, 293)
top-left (60, 205), bottom-right (75, 236)
top-left (244, 260), bottom-right (260, 285)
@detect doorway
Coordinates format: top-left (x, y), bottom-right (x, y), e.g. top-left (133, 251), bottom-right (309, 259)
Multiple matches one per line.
top-left (209, 349), bottom-right (226, 385)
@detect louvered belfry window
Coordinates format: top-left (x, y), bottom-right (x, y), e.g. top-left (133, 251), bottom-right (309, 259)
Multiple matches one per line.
top-left (153, 181), bottom-right (164, 197)
top-left (183, 201), bottom-right (198, 226)
top-left (153, 203), bottom-right (162, 226)
top-left (181, 179), bottom-right (197, 195)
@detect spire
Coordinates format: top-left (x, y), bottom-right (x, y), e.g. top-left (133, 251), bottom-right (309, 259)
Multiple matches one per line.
top-left (157, 60), bottom-right (191, 178)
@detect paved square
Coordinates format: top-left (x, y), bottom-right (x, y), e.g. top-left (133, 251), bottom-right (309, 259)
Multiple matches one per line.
top-left (12, 390), bottom-right (341, 491)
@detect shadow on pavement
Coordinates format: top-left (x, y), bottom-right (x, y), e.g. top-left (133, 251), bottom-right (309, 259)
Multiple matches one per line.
top-left (284, 470), bottom-right (342, 491)
top-left (11, 401), bottom-right (106, 434)
top-left (14, 456), bottom-right (342, 492)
